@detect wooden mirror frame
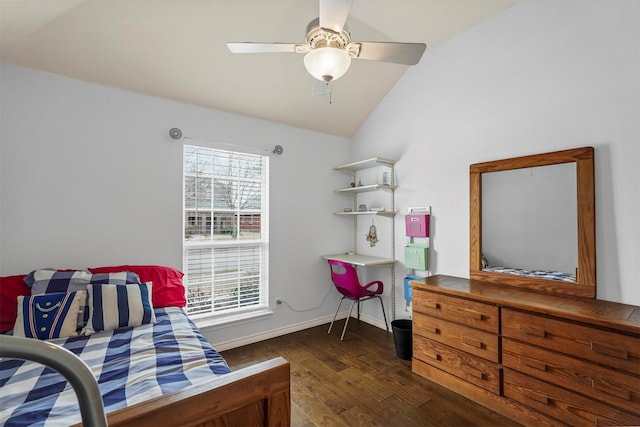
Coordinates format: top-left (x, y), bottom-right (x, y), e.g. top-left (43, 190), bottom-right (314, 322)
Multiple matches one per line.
top-left (470, 147), bottom-right (596, 298)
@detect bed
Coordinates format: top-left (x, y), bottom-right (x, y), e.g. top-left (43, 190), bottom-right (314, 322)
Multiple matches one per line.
top-left (0, 266), bottom-right (290, 427)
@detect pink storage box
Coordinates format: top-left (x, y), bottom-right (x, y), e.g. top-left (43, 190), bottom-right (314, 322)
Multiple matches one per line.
top-left (405, 214), bottom-right (429, 237)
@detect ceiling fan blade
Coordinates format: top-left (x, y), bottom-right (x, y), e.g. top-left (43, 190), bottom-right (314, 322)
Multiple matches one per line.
top-left (319, 0), bottom-right (352, 33)
top-left (356, 42), bottom-right (427, 65)
top-left (227, 42), bottom-right (300, 54)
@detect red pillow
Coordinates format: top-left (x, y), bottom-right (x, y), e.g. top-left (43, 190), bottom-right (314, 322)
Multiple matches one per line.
top-left (88, 265), bottom-right (186, 308)
top-left (0, 275), bottom-right (30, 333)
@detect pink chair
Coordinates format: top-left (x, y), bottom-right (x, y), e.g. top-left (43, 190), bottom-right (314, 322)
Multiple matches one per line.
top-left (327, 260), bottom-right (389, 340)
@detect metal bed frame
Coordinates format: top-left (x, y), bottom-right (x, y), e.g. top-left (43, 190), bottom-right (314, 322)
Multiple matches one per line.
top-left (0, 334), bottom-right (107, 426)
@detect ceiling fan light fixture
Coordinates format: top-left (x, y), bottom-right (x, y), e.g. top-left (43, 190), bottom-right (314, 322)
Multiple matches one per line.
top-left (304, 47), bottom-right (351, 82)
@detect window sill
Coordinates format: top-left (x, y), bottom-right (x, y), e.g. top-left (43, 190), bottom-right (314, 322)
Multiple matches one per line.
top-left (192, 308), bottom-right (274, 331)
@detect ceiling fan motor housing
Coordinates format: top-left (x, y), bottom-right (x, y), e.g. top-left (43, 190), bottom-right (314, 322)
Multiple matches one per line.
top-left (305, 18), bottom-right (350, 49)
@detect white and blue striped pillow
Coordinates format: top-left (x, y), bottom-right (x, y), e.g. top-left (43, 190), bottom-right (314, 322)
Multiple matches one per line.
top-left (13, 291), bottom-right (86, 340)
top-left (81, 282), bottom-right (155, 335)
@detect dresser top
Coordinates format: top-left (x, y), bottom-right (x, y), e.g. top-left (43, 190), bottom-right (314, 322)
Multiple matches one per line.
top-left (411, 275), bottom-right (640, 335)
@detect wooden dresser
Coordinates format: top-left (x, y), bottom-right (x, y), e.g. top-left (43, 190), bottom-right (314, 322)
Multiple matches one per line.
top-left (411, 275), bottom-right (640, 426)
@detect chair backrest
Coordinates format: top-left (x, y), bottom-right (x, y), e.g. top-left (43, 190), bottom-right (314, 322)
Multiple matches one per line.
top-left (328, 260), bottom-right (363, 299)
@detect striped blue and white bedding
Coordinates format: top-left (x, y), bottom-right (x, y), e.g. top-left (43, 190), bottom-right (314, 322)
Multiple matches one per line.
top-left (0, 307), bottom-right (231, 427)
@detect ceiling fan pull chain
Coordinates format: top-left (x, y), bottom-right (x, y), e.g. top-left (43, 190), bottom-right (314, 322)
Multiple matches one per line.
top-left (327, 81), bottom-right (332, 105)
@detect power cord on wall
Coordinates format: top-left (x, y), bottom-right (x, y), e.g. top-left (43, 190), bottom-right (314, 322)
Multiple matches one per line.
top-left (276, 284), bottom-right (334, 313)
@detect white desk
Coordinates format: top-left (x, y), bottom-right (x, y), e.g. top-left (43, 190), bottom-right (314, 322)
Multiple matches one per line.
top-left (322, 253), bottom-right (396, 267)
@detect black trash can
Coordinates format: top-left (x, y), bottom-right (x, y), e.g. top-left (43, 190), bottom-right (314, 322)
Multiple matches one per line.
top-left (391, 319), bottom-right (412, 360)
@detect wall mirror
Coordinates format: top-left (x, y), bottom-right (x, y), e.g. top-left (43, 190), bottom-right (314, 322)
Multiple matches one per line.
top-left (469, 147), bottom-right (596, 298)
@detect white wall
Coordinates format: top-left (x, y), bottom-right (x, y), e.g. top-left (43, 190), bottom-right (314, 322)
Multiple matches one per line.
top-left (0, 65), bottom-right (352, 346)
top-left (352, 0), bottom-right (640, 313)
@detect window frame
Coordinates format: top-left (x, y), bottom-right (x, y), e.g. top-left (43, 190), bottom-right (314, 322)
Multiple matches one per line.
top-left (182, 143), bottom-right (270, 324)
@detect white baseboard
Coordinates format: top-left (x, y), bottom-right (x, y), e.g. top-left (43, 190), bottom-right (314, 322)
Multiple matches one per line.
top-left (355, 312), bottom-right (392, 332)
top-left (211, 312), bottom-right (391, 351)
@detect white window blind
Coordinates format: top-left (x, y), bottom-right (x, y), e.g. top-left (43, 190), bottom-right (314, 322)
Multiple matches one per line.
top-left (183, 145), bottom-right (269, 319)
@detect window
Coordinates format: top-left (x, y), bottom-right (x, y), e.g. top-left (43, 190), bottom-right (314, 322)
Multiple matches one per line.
top-left (183, 145), bottom-right (269, 320)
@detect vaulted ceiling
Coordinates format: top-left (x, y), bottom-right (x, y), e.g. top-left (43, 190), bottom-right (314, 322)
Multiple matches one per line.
top-left (0, 0), bottom-right (517, 136)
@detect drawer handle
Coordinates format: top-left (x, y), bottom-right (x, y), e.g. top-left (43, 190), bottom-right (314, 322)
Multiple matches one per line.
top-left (425, 301), bottom-right (441, 310)
top-left (523, 390), bottom-right (551, 405)
top-left (423, 350), bottom-right (442, 362)
top-left (591, 342), bottom-right (629, 360)
top-left (519, 325), bottom-right (547, 338)
top-left (461, 308), bottom-right (486, 321)
top-left (426, 326), bottom-right (441, 335)
top-left (592, 378), bottom-right (632, 401)
top-left (461, 336), bottom-right (484, 349)
top-left (519, 356), bottom-right (548, 372)
top-left (466, 368), bottom-right (487, 380)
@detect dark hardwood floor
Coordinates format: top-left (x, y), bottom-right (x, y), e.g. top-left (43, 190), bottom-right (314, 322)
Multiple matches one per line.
top-left (221, 319), bottom-right (521, 427)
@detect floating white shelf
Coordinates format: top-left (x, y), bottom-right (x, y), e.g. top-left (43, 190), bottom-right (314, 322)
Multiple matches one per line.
top-left (335, 184), bottom-right (396, 194)
top-left (334, 211), bottom-right (396, 217)
top-left (334, 157), bottom-right (396, 174)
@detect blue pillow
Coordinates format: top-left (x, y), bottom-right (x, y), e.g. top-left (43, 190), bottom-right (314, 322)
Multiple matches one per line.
top-left (82, 283), bottom-right (155, 335)
top-left (13, 291), bottom-right (86, 340)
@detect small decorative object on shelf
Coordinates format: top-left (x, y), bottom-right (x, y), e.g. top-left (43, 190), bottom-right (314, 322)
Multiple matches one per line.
top-left (365, 224), bottom-right (378, 247)
top-left (358, 179), bottom-right (363, 186)
top-left (382, 172), bottom-right (389, 185)
top-left (358, 204), bottom-right (367, 212)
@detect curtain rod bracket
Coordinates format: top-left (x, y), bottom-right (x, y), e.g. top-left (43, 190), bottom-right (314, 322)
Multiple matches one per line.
top-left (169, 128), bottom-right (182, 140)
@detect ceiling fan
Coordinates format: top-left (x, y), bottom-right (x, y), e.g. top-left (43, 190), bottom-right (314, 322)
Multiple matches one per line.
top-left (227, 0), bottom-right (427, 85)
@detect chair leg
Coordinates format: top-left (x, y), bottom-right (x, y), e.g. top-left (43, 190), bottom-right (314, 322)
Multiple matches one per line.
top-left (377, 296), bottom-right (390, 332)
top-left (328, 297), bottom-right (345, 335)
top-left (341, 299), bottom-right (358, 341)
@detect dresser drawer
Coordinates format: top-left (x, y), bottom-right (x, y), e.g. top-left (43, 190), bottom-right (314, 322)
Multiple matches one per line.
top-left (413, 312), bottom-right (499, 362)
top-left (502, 308), bottom-right (640, 375)
top-left (414, 334), bottom-right (500, 394)
top-left (413, 289), bottom-right (499, 333)
top-left (503, 338), bottom-right (640, 415)
top-left (505, 368), bottom-right (640, 427)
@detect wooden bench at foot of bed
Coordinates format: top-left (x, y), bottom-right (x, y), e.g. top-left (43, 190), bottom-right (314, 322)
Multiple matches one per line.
top-left (73, 357), bottom-right (291, 427)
